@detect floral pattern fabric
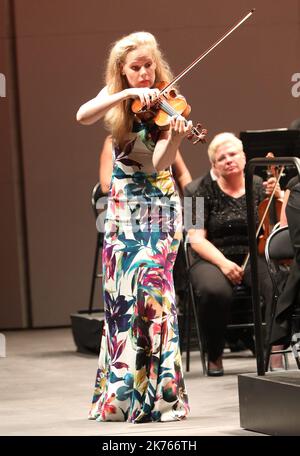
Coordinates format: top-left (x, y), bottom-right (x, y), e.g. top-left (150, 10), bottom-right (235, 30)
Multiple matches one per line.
top-left (89, 123), bottom-right (189, 423)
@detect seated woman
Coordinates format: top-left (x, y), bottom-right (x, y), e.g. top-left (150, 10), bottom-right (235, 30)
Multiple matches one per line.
top-left (187, 132), bottom-right (281, 376)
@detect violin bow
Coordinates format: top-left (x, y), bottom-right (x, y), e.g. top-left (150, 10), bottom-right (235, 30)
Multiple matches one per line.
top-left (160, 9), bottom-right (255, 96)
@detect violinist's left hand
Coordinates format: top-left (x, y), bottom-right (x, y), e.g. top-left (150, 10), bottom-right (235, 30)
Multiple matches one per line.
top-left (169, 115), bottom-right (193, 140)
top-left (152, 115), bottom-right (193, 171)
top-left (263, 177), bottom-right (284, 199)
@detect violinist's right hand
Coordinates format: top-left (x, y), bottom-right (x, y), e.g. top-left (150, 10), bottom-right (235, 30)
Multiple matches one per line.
top-left (219, 259), bottom-right (244, 285)
top-left (126, 87), bottom-right (160, 110)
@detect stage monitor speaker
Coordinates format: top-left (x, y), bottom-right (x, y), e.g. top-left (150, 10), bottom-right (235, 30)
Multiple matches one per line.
top-left (70, 310), bottom-right (104, 355)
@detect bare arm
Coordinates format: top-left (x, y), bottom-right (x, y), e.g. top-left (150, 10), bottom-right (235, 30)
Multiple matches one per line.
top-left (99, 135), bottom-right (113, 194)
top-left (172, 150), bottom-right (192, 193)
top-left (76, 86), bottom-right (160, 125)
top-left (188, 228), bottom-right (243, 285)
top-left (279, 189), bottom-right (290, 227)
top-left (76, 87), bottom-right (127, 125)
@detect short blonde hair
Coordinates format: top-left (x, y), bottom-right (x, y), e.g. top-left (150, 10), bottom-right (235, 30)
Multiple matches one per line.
top-left (104, 31), bottom-right (173, 144)
top-left (207, 132), bottom-right (243, 163)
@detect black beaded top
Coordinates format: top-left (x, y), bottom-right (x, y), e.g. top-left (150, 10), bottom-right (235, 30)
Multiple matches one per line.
top-left (193, 177), bottom-right (265, 258)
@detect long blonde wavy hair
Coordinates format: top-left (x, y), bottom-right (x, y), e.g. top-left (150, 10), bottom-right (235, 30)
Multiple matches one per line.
top-left (104, 31), bottom-right (174, 145)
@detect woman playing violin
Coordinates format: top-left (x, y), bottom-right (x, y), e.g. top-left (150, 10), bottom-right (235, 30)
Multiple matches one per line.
top-left (77, 31), bottom-right (193, 423)
top-left (188, 132), bottom-right (282, 376)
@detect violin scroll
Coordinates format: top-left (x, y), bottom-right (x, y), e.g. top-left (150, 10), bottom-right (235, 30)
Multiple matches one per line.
top-left (187, 122), bottom-right (208, 144)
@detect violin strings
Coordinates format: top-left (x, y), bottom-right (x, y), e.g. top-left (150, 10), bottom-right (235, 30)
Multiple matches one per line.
top-left (158, 99), bottom-right (201, 137)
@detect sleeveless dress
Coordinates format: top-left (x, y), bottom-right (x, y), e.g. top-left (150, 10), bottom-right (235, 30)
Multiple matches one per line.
top-left (89, 122), bottom-right (189, 423)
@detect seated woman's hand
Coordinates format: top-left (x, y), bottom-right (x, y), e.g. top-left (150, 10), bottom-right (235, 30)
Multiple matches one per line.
top-left (219, 259), bottom-right (244, 285)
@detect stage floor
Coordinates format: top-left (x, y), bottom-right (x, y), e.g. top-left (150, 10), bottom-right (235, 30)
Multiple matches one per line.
top-left (0, 328), bottom-right (265, 436)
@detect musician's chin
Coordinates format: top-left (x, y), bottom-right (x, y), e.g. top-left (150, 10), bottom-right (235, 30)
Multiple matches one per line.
top-left (226, 166), bottom-right (238, 172)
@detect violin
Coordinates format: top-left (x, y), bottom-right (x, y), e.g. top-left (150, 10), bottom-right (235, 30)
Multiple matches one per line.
top-left (131, 9), bottom-right (255, 144)
top-left (131, 81), bottom-right (207, 144)
top-left (257, 153), bottom-right (284, 255)
top-left (242, 153), bottom-right (284, 271)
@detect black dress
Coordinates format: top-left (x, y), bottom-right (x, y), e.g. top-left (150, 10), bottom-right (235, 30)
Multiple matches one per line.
top-left (270, 175), bottom-right (300, 346)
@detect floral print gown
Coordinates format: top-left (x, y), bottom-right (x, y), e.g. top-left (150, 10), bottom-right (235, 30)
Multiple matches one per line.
top-left (89, 122), bottom-right (189, 423)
